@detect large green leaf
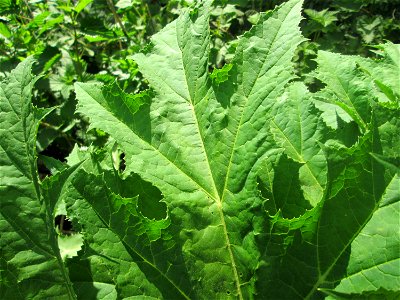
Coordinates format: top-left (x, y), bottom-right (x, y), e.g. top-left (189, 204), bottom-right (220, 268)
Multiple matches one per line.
top-left (2, 1), bottom-right (396, 299)
top-left (75, 0), bottom-right (305, 297)
top-left (325, 174), bottom-right (400, 298)
top-left (314, 50), bottom-right (376, 132)
top-left (0, 58), bottom-right (76, 299)
top-left (64, 142), bottom-right (185, 298)
top-left (270, 82), bottom-right (327, 205)
top-left (357, 42), bottom-right (400, 102)
top-left (254, 45), bottom-right (399, 298)
top-left (257, 132), bottom-right (389, 299)
top-left (69, 169), bottom-right (188, 299)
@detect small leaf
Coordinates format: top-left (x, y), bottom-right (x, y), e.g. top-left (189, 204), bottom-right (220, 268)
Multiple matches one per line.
top-left (304, 8), bottom-right (338, 27)
top-left (0, 22), bottom-right (11, 38)
top-left (74, 0), bottom-right (93, 14)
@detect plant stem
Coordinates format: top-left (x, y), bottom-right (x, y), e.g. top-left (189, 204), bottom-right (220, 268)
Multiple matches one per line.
top-left (145, 3), bottom-right (156, 35)
top-left (106, 0), bottom-right (131, 43)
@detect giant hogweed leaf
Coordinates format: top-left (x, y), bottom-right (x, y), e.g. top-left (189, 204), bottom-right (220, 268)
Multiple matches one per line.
top-left (75, 0), bottom-right (304, 297)
top-left (257, 133), bottom-right (388, 299)
top-left (69, 89), bottom-right (193, 294)
top-left (270, 82), bottom-right (327, 205)
top-left (0, 58), bottom-right (76, 299)
top-left (314, 50), bottom-right (376, 132)
top-left (357, 42), bottom-right (400, 102)
top-left (325, 174), bottom-right (400, 298)
top-left (66, 170), bottom-right (185, 299)
top-left (46, 146), bottom-right (180, 299)
top-left (309, 136), bottom-right (386, 297)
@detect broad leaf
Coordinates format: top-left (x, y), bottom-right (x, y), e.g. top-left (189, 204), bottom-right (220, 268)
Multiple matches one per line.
top-left (2, 1), bottom-right (399, 299)
top-left (75, 0), bottom-right (305, 297)
top-left (326, 174), bottom-right (400, 297)
top-left (69, 169), bottom-right (187, 299)
top-left (270, 82), bottom-right (327, 205)
top-left (257, 132), bottom-right (388, 299)
top-left (357, 42), bottom-right (400, 102)
top-left (314, 50), bottom-right (375, 132)
top-left (0, 58), bottom-right (76, 299)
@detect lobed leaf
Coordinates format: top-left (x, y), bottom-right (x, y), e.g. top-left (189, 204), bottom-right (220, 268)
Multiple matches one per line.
top-left (270, 82), bottom-right (327, 205)
top-left (1, 1), bottom-right (398, 299)
top-left (314, 50), bottom-right (375, 132)
top-left (75, 0), bottom-right (305, 297)
top-left (328, 174), bottom-right (400, 296)
top-left (357, 42), bottom-right (400, 102)
top-left (65, 173), bottom-right (181, 299)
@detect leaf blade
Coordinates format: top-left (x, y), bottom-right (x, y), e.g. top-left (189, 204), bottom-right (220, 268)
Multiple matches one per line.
top-left (0, 58), bottom-right (76, 299)
top-left (75, 1), bottom-right (306, 297)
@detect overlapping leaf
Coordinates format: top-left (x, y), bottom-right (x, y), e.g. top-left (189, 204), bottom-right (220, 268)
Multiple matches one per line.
top-left (270, 82), bottom-right (327, 206)
top-left (314, 50), bottom-right (375, 132)
top-left (65, 168), bottom-right (184, 299)
top-left (255, 42), bottom-right (400, 298)
top-left (1, 1), bottom-right (399, 299)
top-left (325, 174), bottom-right (400, 298)
top-left (357, 42), bottom-right (400, 102)
top-left (0, 58), bottom-right (75, 299)
top-left (257, 132), bottom-right (391, 299)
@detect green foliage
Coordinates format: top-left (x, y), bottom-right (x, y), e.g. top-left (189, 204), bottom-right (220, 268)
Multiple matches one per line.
top-left (1, 0), bottom-right (398, 162)
top-left (1, 0), bottom-right (399, 299)
top-left (0, 57), bottom-right (76, 298)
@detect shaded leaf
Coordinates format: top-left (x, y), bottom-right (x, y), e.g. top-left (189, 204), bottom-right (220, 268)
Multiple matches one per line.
top-left (0, 57), bottom-right (76, 299)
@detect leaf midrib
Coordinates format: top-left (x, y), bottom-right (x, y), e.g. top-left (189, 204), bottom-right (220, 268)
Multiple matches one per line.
top-left (220, 1), bottom-right (296, 199)
top-left (77, 85), bottom-right (215, 201)
top-left (305, 184), bottom-right (382, 299)
top-left (175, 20), bottom-right (244, 299)
top-left (215, 7), bottom-right (296, 298)
top-left (176, 21), bottom-right (219, 199)
top-left (76, 85), bottom-right (230, 297)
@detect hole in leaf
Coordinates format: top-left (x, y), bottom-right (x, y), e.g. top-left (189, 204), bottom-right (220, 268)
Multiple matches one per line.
top-left (119, 153), bottom-right (126, 172)
top-left (55, 215), bottom-right (74, 235)
top-left (37, 157), bottom-right (51, 181)
top-left (226, 291), bottom-right (231, 295)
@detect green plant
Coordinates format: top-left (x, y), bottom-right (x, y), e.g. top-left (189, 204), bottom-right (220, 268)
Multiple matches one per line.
top-left (1, 0), bottom-right (399, 299)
